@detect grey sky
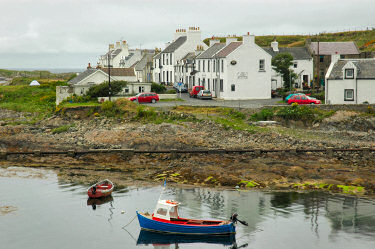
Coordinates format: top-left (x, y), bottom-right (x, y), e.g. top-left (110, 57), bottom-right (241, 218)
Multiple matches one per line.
top-left (0, 0), bottom-right (374, 69)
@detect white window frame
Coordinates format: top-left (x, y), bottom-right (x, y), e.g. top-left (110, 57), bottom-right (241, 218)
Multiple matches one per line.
top-left (344, 89), bottom-right (354, 101)
top-left (259, 59), bottom-right (265, 71)
top-left (345, 69), bottom-right (354, 79)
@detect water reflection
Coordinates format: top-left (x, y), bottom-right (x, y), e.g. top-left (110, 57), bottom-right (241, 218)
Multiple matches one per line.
top-left (1, 168), bottom-right (375, 249)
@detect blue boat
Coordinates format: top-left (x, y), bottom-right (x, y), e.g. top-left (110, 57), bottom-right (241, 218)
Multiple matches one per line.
top-left (136, 199), bottom-right (237, 235)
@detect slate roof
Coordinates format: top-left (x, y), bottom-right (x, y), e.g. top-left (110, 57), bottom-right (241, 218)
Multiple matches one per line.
top-left (125, 53), bottom-right (134, 61)
top-left (154, 52), bottom-right (161, 59)
top-left (101, 68), bottom-right (135, 77)
top-left (216, 42), bottom-right (242, 58)
top-left (135, 54), bottom-right (153, 71)
top-left (263, 47), bottom-right (312, 60)
top-left (68, 69), bottom-right (97, 85)
top-left (309, 42), bottom-right (360, 55)
top-left (162, 36), bottom-right (187, 53)
top-left (327, 59), bottom-right (375, 79)
top-left (111, 49), bottom-right (122, 57)
top-left (196, 43), bottom-right (226, 59)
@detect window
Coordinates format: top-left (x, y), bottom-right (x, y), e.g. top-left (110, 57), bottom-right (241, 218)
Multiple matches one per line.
top-left (319, 55), bottom-right (324, 62)
top-left (170, 54), bottom-right (172, 65)
top-left (124, 88), bottom-right (129, 93)
top-left (345, 69), bottom-right (354, 79)
top-left (208, 79), bottom-right (210, 90)
top-left (139, 86), bottom-right (144, 92)
top-left (163, 54), bottom-right (165, 65)
top-left (213, 60), bottom-right (216, 72)
top-left (170, 71), bottom-right (172, 83)
top-left (221, 60), bottom-right (224, 72)
top-left (344, 89), bottom-right (354, 101)
top-left (208, 61), bottom-right (210, 72)
top-left (213, 79), bottom-right (216, 91)
top-left (156, 208), bottom-right (168, 216)
top-left (166, 71), bottom-right (169, 82)
top-left (203, 60), bottom-right (205, 72)
top-left (220, 80), bottom-right (223, 92)
top-left (231, 84), bottom-right (235, 91)
top-left (202, 78), bottom-right (205, 88)
top-left (259, 59), bottom-right (265, 71)
top-left (293, 62), bottom-right (297, 68)
top-left (198, 60), bottom-right (201, 71)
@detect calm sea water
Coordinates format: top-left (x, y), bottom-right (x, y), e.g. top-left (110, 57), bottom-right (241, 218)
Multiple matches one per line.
top-left (1, 167), bottom-right (375, 249)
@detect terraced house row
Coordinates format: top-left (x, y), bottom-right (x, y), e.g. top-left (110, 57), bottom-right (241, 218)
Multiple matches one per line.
top-left (61, 26), bottom-right (375, 103)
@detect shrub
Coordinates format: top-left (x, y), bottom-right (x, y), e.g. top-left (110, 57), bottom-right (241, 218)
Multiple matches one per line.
top-left (51, 124), bottom-right (74, 134)
top-left (276, 104), bottom-right (314, 121)
top-left (251, 108), bottom-right (274, 121)
top-left (135, 105), bottom-right (157, 119)
top-left (166, 89), bottom-right (176, 94)
top-left (86, 81), bottom-right (127, 99)
top-left (151, 83), bottom-right (167, 93)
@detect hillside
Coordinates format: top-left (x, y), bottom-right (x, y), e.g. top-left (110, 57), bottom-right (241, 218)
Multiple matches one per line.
top-left (0, 69), bottom-right (75, 83)
top-left (204, 29), bottom-right (375, 51)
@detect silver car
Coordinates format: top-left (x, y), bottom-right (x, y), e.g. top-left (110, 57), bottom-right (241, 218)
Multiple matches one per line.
top-left (197, 90), bottom-right (212, 100)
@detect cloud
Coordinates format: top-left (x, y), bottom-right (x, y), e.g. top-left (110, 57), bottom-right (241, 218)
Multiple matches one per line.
top-left (0, 0), bottom-right (374, 68)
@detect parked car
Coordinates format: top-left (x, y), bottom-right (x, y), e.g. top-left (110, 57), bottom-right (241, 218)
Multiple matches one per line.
top-left (173, 82), bottom-right (188, 93)
top-left (189, 86), bottom-right (204, 98)
top-left (128, 92), bottom-right (159, 103)
top-left (197, 90), bottom-right (212, 100)
top-left (287, 95), bottom-right (321, 105)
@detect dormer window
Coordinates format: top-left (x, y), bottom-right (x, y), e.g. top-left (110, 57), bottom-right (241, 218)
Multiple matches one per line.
top-left (345, 69), bottom-right (354, 79)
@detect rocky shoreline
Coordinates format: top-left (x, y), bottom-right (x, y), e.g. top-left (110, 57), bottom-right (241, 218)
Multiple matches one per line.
top-left (1, 107), bottom-right (375, 195)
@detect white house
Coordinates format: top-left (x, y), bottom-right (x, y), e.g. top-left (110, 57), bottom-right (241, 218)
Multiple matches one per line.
top-left (158, 27), bottom-right (208, 85)
top-left (56, 66), bottom-right (150, 105)
top-left (134, 53), bottom-right (154, 82)
top-left (325, 56), bottom-right (375, 104)
top-left (195, 33), bottom-right (272, 100)
top-left (263, 41), bottom-right (313, 90)
top-left (98, 40), bottom-right (146, 68)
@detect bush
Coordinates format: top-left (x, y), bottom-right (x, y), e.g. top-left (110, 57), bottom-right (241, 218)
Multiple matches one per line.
top-left (251, 108), bottom-right (274, 121)
top-left (310, 91), bottom-right (325, 101)
top-left (276, 104), bottom-right (314, 121)
top-left (51, 124), bottom-right (74, 134)
top-left (151, 83), bottom-right (167, 93)
top-left (135, 105), bottom-right (157, 119)
top-left (86, 81), bottom-right (127, 99)
top-left (166, 89), bottom-right (177, 94)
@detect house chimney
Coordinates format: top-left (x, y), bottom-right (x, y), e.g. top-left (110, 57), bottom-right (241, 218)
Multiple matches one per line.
top-left (187, 26), bottom-right (201, 43)
top-left (271, 40), bottom-right (279, 52)
top-left (109, 44), bottom-right (114, 50)
top-left (174, 28), bottom-right (187, 41)
top-left (331, 52), bottom-right (340, 64)
top-left (116, 41), bottom-right (121, 49)
top-left (209, 38), bottom-right (220, 47)
top-left (87, 63), bottom-right (92, 69)
top-left (226, 36), bottom-right (238, 46)
top-left (242, 33), bottom-right (255, 46)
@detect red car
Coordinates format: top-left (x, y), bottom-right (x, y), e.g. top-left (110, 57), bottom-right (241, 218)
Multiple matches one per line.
top-left (287, 95), bottom-right (321, 105)
top-left (129, 92), bottom-right (159, 103)
top-left (189, 86), bottom-right (204, 98)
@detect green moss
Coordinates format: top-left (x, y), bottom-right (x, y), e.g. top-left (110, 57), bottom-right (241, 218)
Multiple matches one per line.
top-left (337, 185), bottom-right (365, 194)
top-left (51, 124), bottom-right (74, 134)
top-left (239, 180), bottom-right (259, 188)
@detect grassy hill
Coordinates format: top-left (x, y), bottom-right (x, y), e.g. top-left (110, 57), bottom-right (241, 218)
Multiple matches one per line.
top-left (0, 69), bottom-right (76, 83)
top-left (204, 29), bottom-right (375, 51)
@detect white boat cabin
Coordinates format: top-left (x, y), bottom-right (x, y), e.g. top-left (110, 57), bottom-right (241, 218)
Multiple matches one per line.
top-left (153, 200), bottom-right (180, 221)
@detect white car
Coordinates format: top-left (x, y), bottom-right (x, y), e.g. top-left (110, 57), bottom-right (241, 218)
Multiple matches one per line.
top-left (197, 90), bottom-right (212, 100)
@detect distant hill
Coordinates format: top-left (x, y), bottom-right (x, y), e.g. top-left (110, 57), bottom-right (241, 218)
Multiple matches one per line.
top-left (203, 29), bottom-right (375, 51)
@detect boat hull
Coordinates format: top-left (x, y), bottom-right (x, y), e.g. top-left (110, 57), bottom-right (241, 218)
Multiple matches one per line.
top-left (137, 230), bottom-right (236, 245)
top-left (136, 212), bottom-right (235, 235)
top-left (87, 179), bottom-right (114, 198)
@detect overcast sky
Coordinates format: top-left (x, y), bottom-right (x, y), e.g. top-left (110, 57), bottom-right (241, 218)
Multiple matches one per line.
top-left (0, 0), bottom-right (374, 70)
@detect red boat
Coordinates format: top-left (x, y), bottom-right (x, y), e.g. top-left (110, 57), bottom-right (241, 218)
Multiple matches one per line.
top-left (87, 179), bottom-right (114, 198)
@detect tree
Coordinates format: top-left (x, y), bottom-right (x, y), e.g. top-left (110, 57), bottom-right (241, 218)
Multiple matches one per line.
top-left (272, 53), bottom-right (296, 90)
top-left (86, 81), bottom-right (127, 99)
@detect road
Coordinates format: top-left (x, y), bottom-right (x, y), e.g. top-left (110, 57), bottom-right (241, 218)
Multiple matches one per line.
top-left (149, 93), bottom-right (283, 109)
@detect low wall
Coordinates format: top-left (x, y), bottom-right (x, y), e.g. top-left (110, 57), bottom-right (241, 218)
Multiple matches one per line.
top-left (97, 96), bottom-right (130, 102)
top-left (263, 104), bottom-right (375, 112)
top-left (158, 94), bottom-right (178, 100)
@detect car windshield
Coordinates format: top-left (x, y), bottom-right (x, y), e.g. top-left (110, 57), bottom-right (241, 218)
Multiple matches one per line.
top-left (203, 90), bottom-right (211, 93)
top-left (136, 93), bottom-right (142, 97)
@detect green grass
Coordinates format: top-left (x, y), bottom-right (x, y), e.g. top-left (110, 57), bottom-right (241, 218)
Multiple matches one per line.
top-left (0, 84), bottom-right (57, 115)
top-left (51, 124), bottom-right (75, 134)
top-left (159, 98), bottom-right (185, 102)
top-left (60, 102), bottom-right (100, 107)
top-left (203, 29), bottom-right (375, 51)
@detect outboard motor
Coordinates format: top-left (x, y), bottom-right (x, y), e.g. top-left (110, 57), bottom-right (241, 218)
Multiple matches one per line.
top-left (92, 186), bottom-right (97, 195)
top-left (230, 213), bottom-right (248, 226)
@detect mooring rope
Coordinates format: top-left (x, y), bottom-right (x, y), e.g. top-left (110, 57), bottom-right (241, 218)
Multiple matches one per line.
top-left (122, 215), bottom-right (137, 229)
